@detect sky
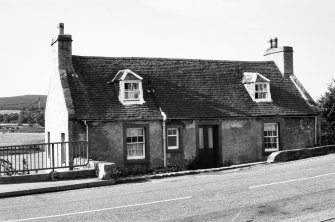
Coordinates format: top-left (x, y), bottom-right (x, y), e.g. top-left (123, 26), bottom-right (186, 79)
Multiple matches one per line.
top-left (0, 0), bottom-right (334, 101)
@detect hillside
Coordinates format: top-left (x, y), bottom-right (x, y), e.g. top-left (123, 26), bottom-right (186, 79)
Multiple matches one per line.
top-left (0, 95), bottom-right (47, 110)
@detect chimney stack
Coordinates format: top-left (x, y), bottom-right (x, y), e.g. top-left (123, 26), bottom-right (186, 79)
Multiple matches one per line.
top-left (264, 38), bottom-right (293, 77)
top-left (51, 23), bottom-right (73, 71)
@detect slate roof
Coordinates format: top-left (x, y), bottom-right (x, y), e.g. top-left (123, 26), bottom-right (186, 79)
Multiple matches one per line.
top-left (67, 56), bottom-right (317, 120)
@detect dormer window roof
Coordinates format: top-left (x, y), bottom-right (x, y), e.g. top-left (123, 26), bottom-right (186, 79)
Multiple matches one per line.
top-left (242, 72), bottom-right (272, 102)
top-left (112, 69), bottom-right (143, 82)
top-left (112, 69), bottom-right (145, 105)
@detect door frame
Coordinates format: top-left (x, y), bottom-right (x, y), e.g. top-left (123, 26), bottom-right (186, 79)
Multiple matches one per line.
top-left (195, 120), bottom-right (222, 167)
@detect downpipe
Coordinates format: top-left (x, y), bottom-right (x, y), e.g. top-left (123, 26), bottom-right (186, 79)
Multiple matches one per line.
top-left (159, 108), bottom-right (167, 167)
top-left (83, 120), bottom-right (89, 164)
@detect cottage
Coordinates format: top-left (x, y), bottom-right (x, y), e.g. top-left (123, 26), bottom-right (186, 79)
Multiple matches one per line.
top-left (45, 24), bottom-right (320, 172)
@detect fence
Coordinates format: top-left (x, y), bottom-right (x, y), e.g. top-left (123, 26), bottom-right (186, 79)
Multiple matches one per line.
top-left (0, 141), bottom-right (88, 175)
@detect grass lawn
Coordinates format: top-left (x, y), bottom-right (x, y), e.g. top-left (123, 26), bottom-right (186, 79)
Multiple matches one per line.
top-left (0, 133), bottom-right (45, 146)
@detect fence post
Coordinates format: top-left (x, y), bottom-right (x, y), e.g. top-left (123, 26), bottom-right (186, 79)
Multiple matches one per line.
top-left (52, 143), bottom-right (55, 172)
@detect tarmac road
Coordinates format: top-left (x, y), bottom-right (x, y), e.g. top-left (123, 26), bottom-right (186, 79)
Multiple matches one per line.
top-left (1, 154), bottom-right (335, 221)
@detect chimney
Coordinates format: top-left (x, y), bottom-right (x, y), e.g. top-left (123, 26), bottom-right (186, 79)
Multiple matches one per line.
top-left (51, 23), bottom-right (73, 71)
top-left (264, 38), bottom-right (293, 77)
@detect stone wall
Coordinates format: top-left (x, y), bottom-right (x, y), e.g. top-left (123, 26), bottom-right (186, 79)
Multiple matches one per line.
top-left (70, 120), bottom-right (163, 173)
top-left (282, 117), bottom-right (315, 150)
top-left (221, 119), bottom-right (263, 165)
top-left (166, 120), bottom-right (197, 167)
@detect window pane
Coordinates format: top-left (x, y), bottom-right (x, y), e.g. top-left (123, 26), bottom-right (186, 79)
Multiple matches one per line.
top-left (168, 136), bottom-right (177, 147)
top-left (168, 129), bottom-right (177, 135)
top-left (138, 136), bottom-right (143, 142)
top-left (132, 83), bottom-right (138, 89)
top-left (208, 127), bottom-right (213, 149)
top-left (199, 128), bottom-right (204, 149)
top-left (126, 137), bottom-right (131, 143)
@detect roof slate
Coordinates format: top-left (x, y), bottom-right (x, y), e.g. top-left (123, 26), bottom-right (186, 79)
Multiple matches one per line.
top-left (68, 56), bottom-right (317, 120)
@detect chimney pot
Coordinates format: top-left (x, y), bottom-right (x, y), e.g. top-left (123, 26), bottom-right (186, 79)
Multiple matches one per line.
top-left (58, 23), bottom-right (64, 35)
top-left (273, 37), bottom-right (278, 48)
top-left (269, 37), bottom-right (278, 49)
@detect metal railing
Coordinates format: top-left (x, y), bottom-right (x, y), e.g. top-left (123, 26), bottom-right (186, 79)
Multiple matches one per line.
top-left (0, 141), bottom-right (88, 175)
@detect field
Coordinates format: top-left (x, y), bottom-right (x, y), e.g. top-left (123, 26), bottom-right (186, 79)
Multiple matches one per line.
top-left (0, 133), bottom-right (45, 146)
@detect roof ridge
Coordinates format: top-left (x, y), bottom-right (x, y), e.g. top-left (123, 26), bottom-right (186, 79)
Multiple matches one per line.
top-left (72, 55), bottom-right (273, 64)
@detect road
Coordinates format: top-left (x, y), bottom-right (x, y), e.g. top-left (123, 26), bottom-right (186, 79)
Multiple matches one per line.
top-left (1, 154), bottom-right (335, 221)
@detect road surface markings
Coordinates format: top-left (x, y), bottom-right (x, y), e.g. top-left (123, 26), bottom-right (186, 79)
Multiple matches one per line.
top-left (249, 172), bottom-right (335, 189)
top-left (2, 196), bottom-right (192, 222)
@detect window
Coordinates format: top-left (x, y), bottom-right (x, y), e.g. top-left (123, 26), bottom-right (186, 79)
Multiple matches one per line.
top-left (124, 82), bottom-right (140, 100)
top-left (264, 123), bottom-right (279, 152)
top-left (126, 128), bottom-right (145, 159)
top-left (255, 83), bottom-right (268, 100)
top-left (167, 128), bottom-right (179, 149)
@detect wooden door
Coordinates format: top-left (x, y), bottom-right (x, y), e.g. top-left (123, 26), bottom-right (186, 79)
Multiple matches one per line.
top-left (198, 125), bottom-right (218, 168)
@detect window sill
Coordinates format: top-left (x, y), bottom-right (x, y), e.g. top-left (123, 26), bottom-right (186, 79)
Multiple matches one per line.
top-left (166, 148), bottom-right (183, 153)
top-left (255, 99), bottom-right (272, 103)
top-left (124, 158), bottom-right (149, 165)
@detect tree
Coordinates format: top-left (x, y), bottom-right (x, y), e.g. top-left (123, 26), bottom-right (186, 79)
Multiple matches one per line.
top-left (318, 79), bottom-right (335, 144)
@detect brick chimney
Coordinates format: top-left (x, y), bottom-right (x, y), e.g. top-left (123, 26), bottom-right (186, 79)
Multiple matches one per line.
top-left (264, 38), bottom-right (293, 77)
top-left (51, 23), bottom-right (73, 71)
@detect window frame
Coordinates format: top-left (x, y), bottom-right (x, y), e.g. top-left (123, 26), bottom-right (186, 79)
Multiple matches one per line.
top-left (255, 83), bottom-right (269, 101)
top-left (166, 125), bottom-right (183, 153)
top-left (123, 124), bottom-right (150, 164)
top-left (126, 128), bottom-right (145, 160)
top-left (263, 123), bottom-right (279, 153)
top-left (124, 81), bottom-right (141, 101)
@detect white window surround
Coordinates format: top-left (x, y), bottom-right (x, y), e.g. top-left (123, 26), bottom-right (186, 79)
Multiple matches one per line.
top-left (264, 123), bottom-right (279, 152)
top-left (112, 69), bottom-right (145, 105)
top-left (126, 128), bottom-right (145, 160)
top-left (242, 72), bottom-right (272, 102)
top-left (167, 128), bottom-right (179, 149)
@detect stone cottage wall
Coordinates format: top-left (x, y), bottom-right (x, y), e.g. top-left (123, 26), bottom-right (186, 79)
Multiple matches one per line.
top-left (70, 120), bottom-right (163, 173)
top-left (221, 119), bottom-right (263, 165)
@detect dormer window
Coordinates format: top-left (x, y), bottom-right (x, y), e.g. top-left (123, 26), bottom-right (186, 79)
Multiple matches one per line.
top-left (242, 72), bottom-right (272, 102)
top-left (111, 69), bottom-right (145, 105)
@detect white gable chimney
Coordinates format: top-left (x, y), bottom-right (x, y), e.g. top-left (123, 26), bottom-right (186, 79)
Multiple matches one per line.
top-left (264, 38), bottom-right (293, 77)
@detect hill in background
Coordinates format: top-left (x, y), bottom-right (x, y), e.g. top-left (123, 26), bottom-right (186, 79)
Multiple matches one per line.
top-left (0, 95), bottom-right (47, 111)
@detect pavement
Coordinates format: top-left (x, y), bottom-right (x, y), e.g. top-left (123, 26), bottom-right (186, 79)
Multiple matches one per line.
top-left (0, 161), bottom-right (265, 198)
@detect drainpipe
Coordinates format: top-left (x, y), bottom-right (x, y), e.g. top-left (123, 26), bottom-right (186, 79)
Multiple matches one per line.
top-left (159, 108), bottom-right (167, 167)
top-left (83, 120), bottom-right (89, 161)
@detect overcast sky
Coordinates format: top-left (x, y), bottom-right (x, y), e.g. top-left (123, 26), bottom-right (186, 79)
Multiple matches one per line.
top-left (0, 0), bottom-right (334, 100)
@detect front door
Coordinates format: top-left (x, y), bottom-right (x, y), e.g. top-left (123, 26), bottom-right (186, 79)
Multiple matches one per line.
top-left (198, 125), bottom-right (218, 168)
